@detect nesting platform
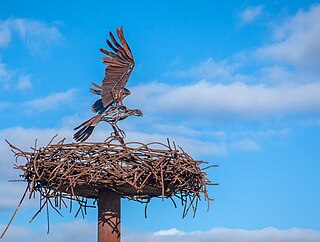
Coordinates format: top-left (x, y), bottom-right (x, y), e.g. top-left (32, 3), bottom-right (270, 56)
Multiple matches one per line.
top-left (6, 136), bottom-right (215, 219)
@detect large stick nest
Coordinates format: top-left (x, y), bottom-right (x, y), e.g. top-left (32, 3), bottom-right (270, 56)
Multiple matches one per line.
top-left (6, 136), bottom-right (216, 220)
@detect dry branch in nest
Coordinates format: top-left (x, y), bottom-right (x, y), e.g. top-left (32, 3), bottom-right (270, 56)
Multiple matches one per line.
top-left (2, 136), bottom-right (217, 237)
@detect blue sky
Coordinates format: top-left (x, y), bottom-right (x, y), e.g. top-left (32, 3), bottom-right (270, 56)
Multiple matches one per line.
top-left (1, 1), bottom-right (320, 241)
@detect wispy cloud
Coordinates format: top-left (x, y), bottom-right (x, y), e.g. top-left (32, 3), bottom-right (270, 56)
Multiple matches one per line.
top-left (126, 227), bottom-right (320, 242)
top-left (234, 128), bottom-right (290, 139)
top-left (240, 5), bottom-right (263, 24)
top-left (230, 138), bottom-right (260, 152)
top-left (0, 63), bottom-right (11, 79)
top-left (85, 128), bottom-right (227, 157)
top-left (0, 17), bottom-right (63, 55)
top-left (0, 101), bottom-right (10, 110)
top-left (0, 66), bottom-right (32, 91)
top-left (0, 60), bottom-right (34, 91)
top-left (23, 89), bottom-right (76, 111)
top-left (255, 4), bottom-right (320, 69)
top-left (131, 81), bottom-right (320, 120)
top-left (0, 27), bottom-right (11, 47)
top-left (153, 228), bottom-right (184, 236)
top-left (0, 17), bottom-right (63, 91)
top-left (171, 58), bottom-right (239, 81)
top-left (151, 123), bottom-right (202, 137)
top-left (16, 74), bottom-right (32, 90)
top-left (0, 220), bottom-right (95, 242)
top-left (0, 62), bottom-right (13, 89)
top-left (1, 224), bottom-right (319, 242)
top-left (0, 183), bottom-right (37, 209)
top-left (152, 5), bottom-right (320, 124)
top-left (0, 127), bottom-right (70, 180)
top-left (0, 89), bottom-right (77, 114)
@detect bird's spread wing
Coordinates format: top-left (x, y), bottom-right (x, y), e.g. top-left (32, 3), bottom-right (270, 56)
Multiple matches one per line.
top-left (100, 26), bottom-right (134, 108)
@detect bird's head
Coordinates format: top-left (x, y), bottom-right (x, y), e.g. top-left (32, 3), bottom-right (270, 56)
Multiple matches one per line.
top-left (130, 109), bottom-right (143, 117)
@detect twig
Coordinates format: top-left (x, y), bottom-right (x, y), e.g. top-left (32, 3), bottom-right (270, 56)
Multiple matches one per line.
top-left (0, 185), bottom-right (29, 238)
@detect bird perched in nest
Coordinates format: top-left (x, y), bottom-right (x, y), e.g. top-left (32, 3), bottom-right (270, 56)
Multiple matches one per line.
top-left (74, 27), bottom-right (143, 143)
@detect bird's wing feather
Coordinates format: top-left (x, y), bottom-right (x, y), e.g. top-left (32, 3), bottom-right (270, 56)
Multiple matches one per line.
top-left (116, 26), bottom-right (134, 61)
top-left (100, 27), bottom-right (134, 107)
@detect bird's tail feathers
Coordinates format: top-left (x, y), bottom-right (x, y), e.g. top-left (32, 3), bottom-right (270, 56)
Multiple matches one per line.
top-left (73, 115), bottom-right (102, 142)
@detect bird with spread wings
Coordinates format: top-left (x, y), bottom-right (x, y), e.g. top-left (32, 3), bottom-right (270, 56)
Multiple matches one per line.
top-left (73, 27), bottom-right (143, 143)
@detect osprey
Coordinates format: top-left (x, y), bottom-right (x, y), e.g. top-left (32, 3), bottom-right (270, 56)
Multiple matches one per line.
top-left (74, 27), bottom-right (143, 142)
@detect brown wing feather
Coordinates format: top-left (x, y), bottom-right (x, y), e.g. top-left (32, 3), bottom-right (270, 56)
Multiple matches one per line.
top-left (109, 31), bottom-right (132, 62)
top-left (100, 47), bottom-right (127, 63)
top-left (100, 27), bottom-right (134, 108)
top-left (117, 27), bottom-right (134, 61)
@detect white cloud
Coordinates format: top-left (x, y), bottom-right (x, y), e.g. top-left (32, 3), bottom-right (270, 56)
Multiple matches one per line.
top-left (0, 127), bottom-right (77, 215)
top-left (0, 115), bottom-right (260, 166)
top-left (0, 101), bottom-right (10, 110)
top-left (0, 220), bottom-right (95, 242)
top-left (0, 67), bottom-right (32, 90)
top-left (0, 17), bottom-right (63, 54)
top-left (260, 66), bottom-right (295, 84)
top-left (0, 126), bottom-right (74, 151)
top-left (1, 225), bottom-right (319, 242)
top-left (131, 81), bottom-right (320, 120)
top-left (153, 228), bottom-right (184, 236)
top-left (0, 28), bottom-right (11, 47)
top-left (297, 118), bottom-right (320, 127)
top-left (0, 183), bottom-right (33, 208)
top-left (151, 123), bottom-right (202, 137)
top-left (0, 126), bottom-right (74, 180)
top-left (0, 17), bottom-right (62, 91)
top-left (169, 58), bottom-right (245, 82)
top-left (125, 227), bottom-right (320, 242)
top-left (0, 63), bottom-right (11, 79)
top-left (256, 4), bottom-right (320, 69)
top-left (0, 62), bottom-right (13, 89)
top-left (231, 138), bottom-right (260, 152)
top-left (16, 74), bottom-right (32, 90)
top-left (89, 128), bottom-right (227, 157)
top-left (0, 89), bottom-right (76, 113)
top-left (235, 128), bottom-right (290, 139)
top-left (23, 89), bottom-right (76, 111)
top-left (240, 5), bottom-right (263, 24)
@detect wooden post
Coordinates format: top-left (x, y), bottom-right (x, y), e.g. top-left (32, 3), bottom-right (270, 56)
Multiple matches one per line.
top-left (98, 189), bottom-right (121, 242)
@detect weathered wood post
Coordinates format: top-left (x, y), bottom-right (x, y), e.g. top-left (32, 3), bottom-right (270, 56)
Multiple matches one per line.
top-left (98, 189), bottom-right (121, 242)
